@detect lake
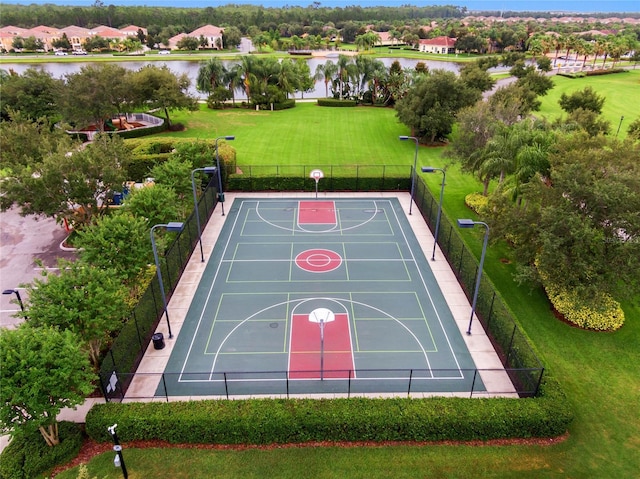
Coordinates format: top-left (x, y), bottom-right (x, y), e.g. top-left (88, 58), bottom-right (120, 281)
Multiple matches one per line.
top-left (0, 56), bottom-right (462, 100)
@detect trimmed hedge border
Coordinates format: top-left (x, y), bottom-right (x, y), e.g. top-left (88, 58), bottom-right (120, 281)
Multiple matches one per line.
top-left (85, 378), bottom-right (571, 445)
top-left (0, 422), bottom-right (83, 479)
top-left (317, 99), bottom-right (357, 107)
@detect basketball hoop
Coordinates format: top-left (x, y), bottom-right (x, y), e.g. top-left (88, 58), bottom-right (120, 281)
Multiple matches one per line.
top-left (309, 307), bottom-right (334, 380)
top-left (309, 169), bottom-right (324, 199)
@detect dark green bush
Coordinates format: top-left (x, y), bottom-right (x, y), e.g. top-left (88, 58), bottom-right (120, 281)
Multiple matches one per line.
top-left (227, 175), bottom-right (409, 192)
top-left (86, 377), bottom-right (571, 445)
top-left (0, 422), bottom-right (83, 479)
top-left (317, 99), bottom-right (357, 107)
top-left (273, 99), bottom-right (296, 110)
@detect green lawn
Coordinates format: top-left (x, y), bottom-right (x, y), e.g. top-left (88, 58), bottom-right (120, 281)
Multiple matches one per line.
top-left (56, 73), bottom-right (640, 478)
top-left (536, 69), bottom-right (640, 138)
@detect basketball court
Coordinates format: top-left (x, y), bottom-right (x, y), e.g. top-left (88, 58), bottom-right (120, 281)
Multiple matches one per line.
top-left (130, 193), bottom-right (515, 399)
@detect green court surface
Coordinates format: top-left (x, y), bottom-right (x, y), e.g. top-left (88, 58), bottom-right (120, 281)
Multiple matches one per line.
top-left (158, 198), bottom-right (483, 396)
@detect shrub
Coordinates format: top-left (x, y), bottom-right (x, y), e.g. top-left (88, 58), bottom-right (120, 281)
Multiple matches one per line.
top-left (537, 262), bottom-right (625, 331)
top-left (0, 422), bottom-right (83, 479)
top-left (464, 192), bottom-right (488, 214)
top-left (86, 378), bottom-right (571, 445)
top-left (317, 99), bottom-right (357, 107)
top-left (544, 284), bottom-right (625, 331)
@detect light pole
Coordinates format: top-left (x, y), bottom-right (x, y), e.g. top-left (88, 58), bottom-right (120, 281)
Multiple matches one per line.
top-left (107, 424), bottom-right (128, 479)
top-left (399, 136), bottom-right (419, 215)
top-left (191, 166), bottom-right (217, 262)
top-left (457, 219), bottom-right (489, 335)
top-left (615, 115), bottom-right (624, 138)
top-left (215, 135), bottom-right (235, 216)
top-left (150, 222), bottom-right (184, 339)
top-left (422, 167), bottom-right (446, 261)
top-left (3, 289), bottom-right (25, 313)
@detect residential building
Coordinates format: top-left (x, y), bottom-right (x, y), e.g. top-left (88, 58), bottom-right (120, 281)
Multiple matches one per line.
top-left (418, 36), bottom-right (456, 54)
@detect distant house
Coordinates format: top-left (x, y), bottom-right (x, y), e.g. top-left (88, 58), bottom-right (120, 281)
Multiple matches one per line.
top-left (189, 25), bottom-right (224, 49)
top-left (167, 25), bottom-right (224, 50)
top-left (167, 32), bottom-right (188, 50)
top-left (89, 25), bottom-right (127, 42)
top-left (418, 36), bottom-right (456, 54)
top-left (60, 26), bottom-right (91, 51)
top-left (0, 25), bottom-right (28, 51)
top-left (120, 25), bottom-right (148, 37)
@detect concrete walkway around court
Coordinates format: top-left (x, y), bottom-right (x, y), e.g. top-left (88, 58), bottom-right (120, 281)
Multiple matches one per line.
top-left (0, 191), bottom-right (515, 454)
top-left (128, 192), bottom-right (515, 401)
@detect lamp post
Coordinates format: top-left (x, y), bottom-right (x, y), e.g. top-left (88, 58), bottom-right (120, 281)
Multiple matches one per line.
top-left (399, 136), bottom-right (419, 215)
top-left (191, 166), bottom-right (217, 262)
top-left (456, 219), bottom-right (489, 335)
top-left (215, 135), bottom-right (235, 216)
top-left (107, 424), bottom-right (128, 479)
top-left (3, 289), bottom-right (25, 313)
top-left (150, 222), bottom-right (184, 339)
top-left (421, 167), bottom-right (446, 261)
top-left (615, 115), bottom-right (624, 138)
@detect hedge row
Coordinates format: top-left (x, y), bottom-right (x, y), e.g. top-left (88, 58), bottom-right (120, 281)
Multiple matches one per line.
top-left (86, 377), bottom-right (571, 445)
top-left (227, 175), bottom-right (410, 192)
top-left (316, 99), bottom-right (357, 107)
top-left (0, 422), bottom-right (83, 479)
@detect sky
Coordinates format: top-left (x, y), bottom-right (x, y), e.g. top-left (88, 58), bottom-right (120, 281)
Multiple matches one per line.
top-left (0, 0), bottom-right (638, 13)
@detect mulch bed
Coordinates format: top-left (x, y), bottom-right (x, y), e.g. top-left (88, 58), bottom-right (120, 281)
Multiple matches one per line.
top-left (50, 433), bottom-right (568, 477)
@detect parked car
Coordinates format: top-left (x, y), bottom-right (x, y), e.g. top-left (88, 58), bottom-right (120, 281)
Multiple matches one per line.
top-left (54, 51), bottom-right (68, 56)
top-left (158, 50), bottom-right (171, 55)
top-left (72, 50), bottom-right (87, 55)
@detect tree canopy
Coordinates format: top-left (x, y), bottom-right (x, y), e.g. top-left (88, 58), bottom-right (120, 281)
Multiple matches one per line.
top-left (25, 259), bottom-right (129, 367)
top-left (0, 325), bottom-right (95, 446)
top-left (394, 69), bottom-right (481, 144)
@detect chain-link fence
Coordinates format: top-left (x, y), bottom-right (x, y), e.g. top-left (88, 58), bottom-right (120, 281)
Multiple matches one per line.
top-left (413, 177), bottom-right (544, 396)
top-left (98, 177), bottom-right (219, 398)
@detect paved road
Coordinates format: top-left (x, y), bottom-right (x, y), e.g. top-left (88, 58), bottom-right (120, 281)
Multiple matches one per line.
top-left (0, 207), bottom-right (76, 329)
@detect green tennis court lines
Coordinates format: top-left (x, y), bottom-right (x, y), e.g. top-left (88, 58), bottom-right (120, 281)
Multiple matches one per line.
top-left (224, 242), bottom-right (414, 283)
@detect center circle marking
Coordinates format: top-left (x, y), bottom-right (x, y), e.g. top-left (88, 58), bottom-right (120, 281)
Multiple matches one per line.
top-left (295, 249), bottom-right (342, 273)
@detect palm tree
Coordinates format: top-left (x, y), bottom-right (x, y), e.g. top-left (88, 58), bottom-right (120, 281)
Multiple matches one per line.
top-left (223, 63), bottom-right (244, 106)
top-left (576, 39), bottom-right (594, 69)
top-left (276, 58), bottom-right (298, 98)
top-left (314, 60), bottom-right (338, 98)
top-left (591, 37), bottom-right (606, 68)
top-left (336, 54), bottom-right (357, 100)
top-left (196, 58), bottom-right (226, 95)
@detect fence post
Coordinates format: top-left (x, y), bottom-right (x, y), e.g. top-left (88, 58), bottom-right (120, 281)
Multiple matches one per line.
top-left (446, 225), bottom-right (453, 255)
top-left (534, 368), bottom-right (545, 396)
top-left (407, 369), bottom-right (413, 397)
top-left (457, 245), bottom-right (464, 276)
top-left (132, 311), bottom-right (144, 351)
top-left (224, 372), bottom-right (229, 399)
top-left (487, 292), bottom-right (496, 331)
top-left (470, 369), bottom-right (478, 398)
top-left (348, 370), bottom-right (352, 398)
top-left (161, 373), bottom-right (169, 403)
top-left (506, 325), bottom-right (517, 367)
top-left (286, 371), bottom-right (289, 399)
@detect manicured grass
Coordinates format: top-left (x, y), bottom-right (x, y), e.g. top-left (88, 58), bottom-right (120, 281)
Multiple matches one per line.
top-left (167, 102), bottom-right (410, 173)
top-left (536, 69), bottom-right (640, 138)
top-left (56, 74), bottom-right (640, 478)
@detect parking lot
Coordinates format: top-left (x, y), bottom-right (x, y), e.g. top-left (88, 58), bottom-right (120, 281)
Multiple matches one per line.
top-left (0, 207), bottom-right (77, 329)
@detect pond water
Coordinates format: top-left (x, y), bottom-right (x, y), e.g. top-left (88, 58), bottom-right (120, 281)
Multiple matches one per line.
top-left (0, 55), bottom-right (462, 100)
